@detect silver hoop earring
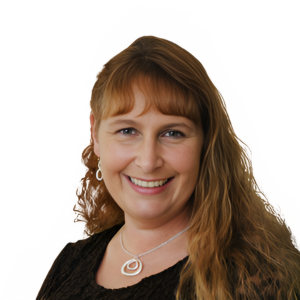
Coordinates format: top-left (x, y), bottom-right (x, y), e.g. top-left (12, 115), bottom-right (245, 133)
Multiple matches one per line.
top-left (96, 160), bottom-right (103, 181)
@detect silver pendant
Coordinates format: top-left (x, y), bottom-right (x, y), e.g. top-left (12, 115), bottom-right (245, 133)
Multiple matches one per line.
top-left (121, 258), bottom-right (142, 276)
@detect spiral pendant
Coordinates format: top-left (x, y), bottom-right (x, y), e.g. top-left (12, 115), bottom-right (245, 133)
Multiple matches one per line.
top-left (121, 258), bottom-right (143, 276)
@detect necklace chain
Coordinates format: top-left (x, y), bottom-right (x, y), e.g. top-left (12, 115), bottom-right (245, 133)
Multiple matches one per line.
top-left (120, 225), bottom-right (190, 259)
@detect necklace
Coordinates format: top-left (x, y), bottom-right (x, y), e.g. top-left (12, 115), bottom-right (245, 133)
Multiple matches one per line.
top-left (120, 225), bottom-right (190, 276)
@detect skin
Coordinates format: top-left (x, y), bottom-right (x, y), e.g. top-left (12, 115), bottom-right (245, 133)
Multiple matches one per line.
top-left (90, 84), bottom-right (204, 288)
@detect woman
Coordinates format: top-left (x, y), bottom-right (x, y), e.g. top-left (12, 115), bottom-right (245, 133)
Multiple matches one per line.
top-left (37, 36), bottom-right (300, 300)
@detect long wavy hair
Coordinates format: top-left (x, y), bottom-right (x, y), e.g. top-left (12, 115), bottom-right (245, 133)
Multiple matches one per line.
top-left (74, 36), bottom-right (300, 299)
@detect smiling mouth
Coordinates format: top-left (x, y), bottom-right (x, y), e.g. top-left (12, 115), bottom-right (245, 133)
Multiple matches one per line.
top-left (128, 176), bottom-right (172, 188)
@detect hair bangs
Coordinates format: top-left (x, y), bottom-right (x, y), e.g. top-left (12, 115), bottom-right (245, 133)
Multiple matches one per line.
top-left (100, 63), bottom-right (201, 124)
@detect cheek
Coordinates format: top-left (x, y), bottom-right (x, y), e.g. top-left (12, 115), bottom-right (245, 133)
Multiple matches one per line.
top-left (166, 144), bottom-right (201, 179)
top-left (100, 142), bottom-right (133, 180)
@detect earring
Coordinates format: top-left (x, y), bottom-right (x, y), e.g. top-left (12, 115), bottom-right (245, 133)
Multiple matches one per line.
top-left (96, 159), bottom-right (103, 181)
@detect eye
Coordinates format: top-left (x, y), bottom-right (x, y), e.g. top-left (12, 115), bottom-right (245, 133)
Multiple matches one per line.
top-left (164, 130), bottom-right (185, 138)
top-left (118, 128), bottom-right (137, 135)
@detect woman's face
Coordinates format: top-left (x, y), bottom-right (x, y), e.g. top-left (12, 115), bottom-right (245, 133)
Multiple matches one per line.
top-left (92, 85), bottom-right (204, 226)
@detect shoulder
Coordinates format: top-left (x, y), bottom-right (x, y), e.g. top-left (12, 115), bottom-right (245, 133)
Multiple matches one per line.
top-left (67, 224), bottom-right (123, 257)
top-left (36, 224), bottom-right (123, 299)
top-left (51, 223), bottom-right (123, 268)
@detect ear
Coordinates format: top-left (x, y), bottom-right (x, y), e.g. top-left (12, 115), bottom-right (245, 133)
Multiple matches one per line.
top-left (90, 113), bottom-right (100, 157)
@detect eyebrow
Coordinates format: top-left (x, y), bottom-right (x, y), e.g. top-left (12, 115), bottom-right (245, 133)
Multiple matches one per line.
top-left (108, 119), bottom-right (138, 126)
top-left (108, 119), bottom-right (193, 130)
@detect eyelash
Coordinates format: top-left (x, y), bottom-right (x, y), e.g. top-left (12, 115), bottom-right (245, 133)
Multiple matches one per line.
top-left (118, 128), bottom-right (185, 138)
top-left (118, 128), bottom-right (137, 135)
top-left (164, 130), bottom-right (184, 138)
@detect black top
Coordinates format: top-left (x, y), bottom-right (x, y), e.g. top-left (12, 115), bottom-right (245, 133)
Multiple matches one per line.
top-left (36, 224), bottom-right (188, 300)
top-left (37, 225), bottom-right (299, 300)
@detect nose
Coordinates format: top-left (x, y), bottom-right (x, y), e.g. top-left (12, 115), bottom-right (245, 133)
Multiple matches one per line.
top-left (135, 135), bottom-right (164, 173)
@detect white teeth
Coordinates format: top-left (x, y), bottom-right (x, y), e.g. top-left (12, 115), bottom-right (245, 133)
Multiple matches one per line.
top-left (148, 181), bottom-right (155, 188)
top-left (129, 177), bottom-right (169, 188)
top-left (142, 181), bottom-right (147, 187)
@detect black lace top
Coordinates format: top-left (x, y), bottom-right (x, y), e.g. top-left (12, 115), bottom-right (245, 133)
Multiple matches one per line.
top-left (37, 224), bottom-right (300, 300)
top-left (36, 224), bottom-right (188, 300)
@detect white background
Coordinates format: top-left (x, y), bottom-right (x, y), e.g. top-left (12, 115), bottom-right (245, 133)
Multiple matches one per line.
top-left (0, 1), bottom-right (299, 299)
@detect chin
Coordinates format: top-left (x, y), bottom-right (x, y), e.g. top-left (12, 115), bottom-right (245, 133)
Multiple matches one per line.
top-left (129, 206), bottom-right (170, 221)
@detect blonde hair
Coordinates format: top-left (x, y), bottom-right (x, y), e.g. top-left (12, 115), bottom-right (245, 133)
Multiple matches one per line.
top-left (74, 36), bottom-right (300, 299)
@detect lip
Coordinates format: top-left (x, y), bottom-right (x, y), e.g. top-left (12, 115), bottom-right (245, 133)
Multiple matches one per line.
top-left (126, 176), bottom-right (170, 182)
top-left (125, 175), bottom-right (174, 195)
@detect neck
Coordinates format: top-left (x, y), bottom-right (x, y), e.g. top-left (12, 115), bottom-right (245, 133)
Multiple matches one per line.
top-left (120, 203), bottom-right (191, 256)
